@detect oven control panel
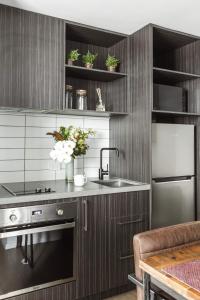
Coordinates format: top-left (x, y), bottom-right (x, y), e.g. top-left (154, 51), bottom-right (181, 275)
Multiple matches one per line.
top-left (0, 201), bottom-right (77, 228)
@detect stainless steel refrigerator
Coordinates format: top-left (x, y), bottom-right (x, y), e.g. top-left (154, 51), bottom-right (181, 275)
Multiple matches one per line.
top-left (152, 123), bottom-right (195, 229)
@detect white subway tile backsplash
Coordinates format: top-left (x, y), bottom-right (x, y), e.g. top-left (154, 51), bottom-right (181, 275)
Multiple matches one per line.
top-left (25, 160), bottom-right (54, 171)
top-left (0, 149), bottom-right (24, 160)
top-left (84, 117), bottom-right (109, 129)
top-left (84, 168), bottom-right (99, 178)
top-left (87, 138), bottom-right (109, 149)
top-left (0, 138), bottom-right (25, 149)
top-left (85, 149), bottom-right (109, 158)
top-left (0, 172), bottom-right (24, 183)
top-left (0, 113), bottom-right (110, 183)
top-left (25, 149), bottom-right (51, 160)
top-left (26, 127), bottom-right (55, 138)
top-left (25, 170), bottom-right (56, 182)
top-left (57, 116), bottom-right (83, 129)
top-left (26, 138), bottom-right (54, 149)
top-left (26, 115), bottom-right (56, 128)
top-left (0, 127), bottom-right (25, 137)
top-left (0, 114), bottom-right (25, 126)
top-left (0, 160), bottom-right (24, 171)
top-left (84, 157), bottom-right (109, 168)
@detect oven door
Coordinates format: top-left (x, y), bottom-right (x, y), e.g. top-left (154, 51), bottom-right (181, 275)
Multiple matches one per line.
top-left (0, 219), bottom-right (75, 299)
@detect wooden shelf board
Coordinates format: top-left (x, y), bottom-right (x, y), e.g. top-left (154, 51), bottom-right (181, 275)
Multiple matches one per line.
top-left (65, 65), bottom-right (127, 82)
top-left (152, 109), bottom-right (200, 117)
top-left (48, 109), bottom-right (128, 118)
top-left (153, 67), bottom-right (200, 84)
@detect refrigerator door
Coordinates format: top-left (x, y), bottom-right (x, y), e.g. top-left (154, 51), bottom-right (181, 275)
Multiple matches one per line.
top-left (152, 176), bottom-right (195, 229)
top-left (152, 123), bottom-right (194, 178)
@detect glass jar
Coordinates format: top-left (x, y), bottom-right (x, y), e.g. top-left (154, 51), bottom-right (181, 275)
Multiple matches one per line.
top-left (75, 90), bottom-right (87, 110)
top-left (64, 85), bottom-right (73, 109)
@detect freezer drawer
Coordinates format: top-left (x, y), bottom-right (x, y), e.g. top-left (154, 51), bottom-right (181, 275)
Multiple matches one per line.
top-left (152, 123), bottom-right (194, 178)
top-left (152, 177), bottom-right (195, 229)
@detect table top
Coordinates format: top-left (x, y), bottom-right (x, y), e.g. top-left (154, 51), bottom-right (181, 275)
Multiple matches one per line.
top-left (139, 243), bottom-right (200, 300)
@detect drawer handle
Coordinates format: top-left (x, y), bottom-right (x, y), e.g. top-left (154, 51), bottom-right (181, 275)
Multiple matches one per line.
top-left (117, 218), bottom-right (143, 225)
top-left (83, 200), bottom-right (88, 232)
top-left (120, 254), bottom-right (134, 260)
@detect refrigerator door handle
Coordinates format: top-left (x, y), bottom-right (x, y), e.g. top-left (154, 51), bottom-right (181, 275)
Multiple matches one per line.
top-left (152, 175), bottom-right (194, 184)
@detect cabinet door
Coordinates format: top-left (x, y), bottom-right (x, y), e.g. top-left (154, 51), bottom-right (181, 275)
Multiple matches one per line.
top-left (101, 191), bottom-right (149, 290)
top-left (0, 5), bottom-right (64, 109)
top-left (77, 195), bottom-right (108, 298)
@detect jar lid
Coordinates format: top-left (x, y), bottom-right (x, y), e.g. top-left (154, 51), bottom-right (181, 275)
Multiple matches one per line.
top-left (66, 85), bottom-right (73, 90)
top-left (76, 89), bottom-right (87, 96)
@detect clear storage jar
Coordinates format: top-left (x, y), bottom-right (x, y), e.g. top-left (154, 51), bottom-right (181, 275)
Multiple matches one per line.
top-left (63, 85), bottom-right (73, 109)
top-left (75, 90), bottom-right (87, 110)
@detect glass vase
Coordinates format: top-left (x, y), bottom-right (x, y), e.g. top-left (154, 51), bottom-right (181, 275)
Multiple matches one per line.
top-left (65, 158), bottom-right (74, 182)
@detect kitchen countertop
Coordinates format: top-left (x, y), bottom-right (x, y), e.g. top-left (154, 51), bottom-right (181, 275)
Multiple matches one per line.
top-left (0, 178), bottom-right (150, 207)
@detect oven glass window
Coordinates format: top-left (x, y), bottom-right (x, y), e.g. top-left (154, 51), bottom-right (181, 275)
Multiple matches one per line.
top-left (0, 227), bottom-right (74, 297)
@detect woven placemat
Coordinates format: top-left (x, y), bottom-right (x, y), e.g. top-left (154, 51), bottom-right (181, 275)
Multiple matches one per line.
top-left (162, 260), bottom-right (200, 292)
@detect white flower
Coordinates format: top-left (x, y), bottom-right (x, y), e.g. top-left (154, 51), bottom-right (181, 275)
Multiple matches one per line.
top-left (50, 150), bottom-right (57, 160)
top-left (49, 140), bottom-right (75, 164)
top-left (63, 140), bottom-right (76, 155)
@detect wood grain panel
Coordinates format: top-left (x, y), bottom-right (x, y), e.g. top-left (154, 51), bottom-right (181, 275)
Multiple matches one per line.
top-left (8, 282), bottom-right (76, 300)
top-left (109, 25), bottom-right (153, 183)
top-left (0, 5), bottom-right (65, 110)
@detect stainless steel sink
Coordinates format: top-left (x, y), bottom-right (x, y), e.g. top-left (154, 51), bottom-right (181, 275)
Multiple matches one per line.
top-left (92, 179), bottom-right (141, 188)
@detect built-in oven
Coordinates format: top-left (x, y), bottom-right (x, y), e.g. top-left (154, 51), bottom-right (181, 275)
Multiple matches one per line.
top-left (0, 201), bottom-right (77, 299)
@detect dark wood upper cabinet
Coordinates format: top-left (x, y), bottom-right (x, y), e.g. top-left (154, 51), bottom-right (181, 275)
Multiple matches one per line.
top-left (0, 5), bottom-right (65, 110)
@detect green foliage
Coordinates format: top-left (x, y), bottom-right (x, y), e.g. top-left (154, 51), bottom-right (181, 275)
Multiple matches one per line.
top-left (68, 49), bottom-right (80, 61)
top-left (105, 54), bottom-right (120, 68)
top-left (82, 50), bottom-right (98, 64)
top-left (48, 126), bottom-right (95, 158)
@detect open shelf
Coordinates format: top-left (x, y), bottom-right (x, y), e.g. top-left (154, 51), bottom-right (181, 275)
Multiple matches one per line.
top-left (66, 22), bottom-right (127, 47)
top-left (152, 110), bottom-right (200, 117)
top-left (153, 67), bottom-right (200, 84)
top-left (65, 65), bottom-right (127, 82)
top-left (48, 109), bottom-right (128, 118)
top-left (153, 25), bottom-right (199, 56)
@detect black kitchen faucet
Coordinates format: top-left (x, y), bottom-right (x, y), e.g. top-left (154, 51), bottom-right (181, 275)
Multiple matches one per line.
top-left (99, 147), bottom-right (119, 180)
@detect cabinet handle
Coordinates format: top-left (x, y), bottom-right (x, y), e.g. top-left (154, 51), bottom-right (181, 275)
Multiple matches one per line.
top-left (120, 254), bottom-right (134, 260)
top-left (83, 200), bottom-right (88, 231)
top-left (117, 218), bottom-right (143, 225)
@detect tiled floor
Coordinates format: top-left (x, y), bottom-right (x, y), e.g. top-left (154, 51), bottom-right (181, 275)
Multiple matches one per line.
top-left (105, 290), bottom-right (137, 300)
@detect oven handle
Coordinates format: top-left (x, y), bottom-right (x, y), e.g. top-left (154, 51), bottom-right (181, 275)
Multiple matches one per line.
top-left (0, 221), bottom-right (75, 239)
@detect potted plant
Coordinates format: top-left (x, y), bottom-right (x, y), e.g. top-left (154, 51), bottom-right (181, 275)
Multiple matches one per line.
top-left (47, 126), bottom-right (95, 182)
top-left (67, 49), bottom-right (80, 65)
top-left (105, 54), bottom-right (120, 72)
top-left (82, 50), bottom-right (98, 69)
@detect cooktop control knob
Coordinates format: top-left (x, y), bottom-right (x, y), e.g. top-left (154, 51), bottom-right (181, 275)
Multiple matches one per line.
top-left (57, 209), bottom-right (64, 216)
top-left (10, 214), bottom-right (17, 222)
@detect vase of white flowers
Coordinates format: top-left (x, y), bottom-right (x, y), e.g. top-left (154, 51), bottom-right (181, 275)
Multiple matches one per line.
top-left (47, 126), bottom-right (95, 182)
top-left (65, 158), bottom-right (74, 182)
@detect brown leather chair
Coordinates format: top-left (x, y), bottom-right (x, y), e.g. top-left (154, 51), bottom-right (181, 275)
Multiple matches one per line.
top-left (129, 221), bottom-right (200, 300)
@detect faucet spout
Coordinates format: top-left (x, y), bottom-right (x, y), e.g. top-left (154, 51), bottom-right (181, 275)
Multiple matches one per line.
top-left (99, 147), bottom-right (119, 180)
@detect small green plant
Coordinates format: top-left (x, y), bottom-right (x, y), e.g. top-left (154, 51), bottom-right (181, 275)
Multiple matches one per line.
top-left (105, 54), bottom-right (120, 68)
top-left (68, 49), bottom-right (80, 62)
top-left (82, 50), bottom-right (98, 65)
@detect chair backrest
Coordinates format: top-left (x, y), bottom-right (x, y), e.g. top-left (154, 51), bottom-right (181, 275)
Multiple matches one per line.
top-left (133, 221), bottom-right (200, 300)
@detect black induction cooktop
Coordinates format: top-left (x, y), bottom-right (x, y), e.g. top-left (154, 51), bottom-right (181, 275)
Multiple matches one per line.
top-left (1, 182), bottom-right (55, 196)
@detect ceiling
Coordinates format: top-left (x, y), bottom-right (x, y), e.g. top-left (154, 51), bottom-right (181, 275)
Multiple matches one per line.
top-left (0, 0), bottom-right (200, 36)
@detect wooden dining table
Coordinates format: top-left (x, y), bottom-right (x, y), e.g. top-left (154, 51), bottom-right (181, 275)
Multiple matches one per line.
top-left (139, 243), bottom-right (200, 300)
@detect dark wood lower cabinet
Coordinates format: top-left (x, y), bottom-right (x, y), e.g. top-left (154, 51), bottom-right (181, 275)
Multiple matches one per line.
top-left (8, 282), bottom-right (76, 300)
top-left (77, 191), bottom-right (149, 299)
top-left (3, 191), bottom-right (149, 300)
